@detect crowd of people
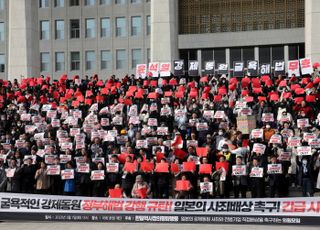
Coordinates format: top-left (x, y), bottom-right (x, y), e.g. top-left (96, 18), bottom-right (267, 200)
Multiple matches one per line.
top-left (0, 68), bottom-right (320, 199)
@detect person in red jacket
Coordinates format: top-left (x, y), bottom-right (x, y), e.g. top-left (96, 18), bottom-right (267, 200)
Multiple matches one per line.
top-left (294, 101), bottom-right (314, 121)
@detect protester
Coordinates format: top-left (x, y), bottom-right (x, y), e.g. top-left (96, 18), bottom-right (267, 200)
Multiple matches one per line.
top-left (0, 64), bottom-right (319, 199)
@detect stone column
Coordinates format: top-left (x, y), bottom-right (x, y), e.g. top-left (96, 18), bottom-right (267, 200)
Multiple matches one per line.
top-left (8, 0), bottom-right (40, 81)
top-left (305, 0), bottom-right (320, 62)
top-left (150, 0), bottom-right (179, 63)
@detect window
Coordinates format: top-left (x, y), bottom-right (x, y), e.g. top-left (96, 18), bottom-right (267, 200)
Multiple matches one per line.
top-left (272, 46), bottom-right (284, 62)
top-left (146, 15), bottom-right (151, 35)
top-left (100, 18), bottom-right (111, 38)
top-left (214, 48), bottom-right (226, 66)
top-left (55, 52), bottom-right (65, 71)
top-left (39, 0), bottom-right (49, 8)
top-left (85, 51), bottom-right (95, 70)
top-left (289, 45), bottom-right (298, 60)
top-left (101, 50), bottom-right (111, 70)
top-left (70, 19), bottom-right (80, 38)
top-left (201, 49), bottom-right (213, 69)
top-left (70, 0), bottom-right (79, 6)
top-left (259, 47), bottom-right (271, 63)
top-left (0, 23), bottom-right (4, 42)
top-left (71, 52), bottom-right (80, 71)
top-left (0, 54), bottom-right (5, 73)
top-left (54, 0), bottom-right (64, 7)
top-left (40, 21), bottom-right (50, 40)
top-left (85, 0), bottom-right (95, 6)
top-left (116, 49), bottom-right (126, 69)
top-left (55, 20), bottom-right (64, 40)
top-left (100, 0), bottom-right (111, 4)
top-left (40, 52), bottom-right (50, 72)
top-left (131, 0), bottom-right (141, 3)
top-left (132, 49), bottom-right (141, 68)
top-left (115, 0), bottom-right (126, 4)
top-left (230, 48), bottom-right (241, 65)
top-left (131, 16), bottom-right (141, 36)
top-left (85, 19), bottom-right (95, 38)
top-left (242, 47), bottom-right (254, 67)
top-left (116, 17), bottom-right (126, 37)
top-left (0, 0), bottom-right (5, 10)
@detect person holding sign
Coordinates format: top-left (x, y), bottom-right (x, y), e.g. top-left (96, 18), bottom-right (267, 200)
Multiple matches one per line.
top-left (131, 175), bottom-right (150, 199)
top-left (34, 161), bottom-right (50, 194)
top-left (154, 158), bottom-right (170, 198)
top-left (63, 161), bottom-right (75, 196)
top-left (91, 162), bottom-right (106, 197)
top-left (232, 156), bottom-right (248, 198)
top-left (296, 156), bottom-right (314, 197)
top-left (175, 174), bottom-right (193, 199)
top-left (5, 158), bottom-right (22, 193)
top-left (268, 155), bottom-right (286, 198)
top-left (121, 155), bottom-right (136, 197)
top-left (248, 158), bottom-right (265, 198)
top-left (200, 176), bottom-right (214, 199)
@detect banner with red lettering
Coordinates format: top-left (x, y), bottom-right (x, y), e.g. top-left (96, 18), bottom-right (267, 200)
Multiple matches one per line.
top-left (136, 64), bottom-right (147, 79)
top-left (0, 193), bottom-right (320, 225)
top-left (299, 58), bottom-right (313, 75)
top-left (288, 60), bottom-right (300, 77)
top-left (148, 62), bottom-right (160, 78)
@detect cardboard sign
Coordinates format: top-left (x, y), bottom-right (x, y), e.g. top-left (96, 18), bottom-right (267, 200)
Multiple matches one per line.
top-left (138, 187), bottom-right (148, 199)
top-left (148, 62), bottom-right (159, 77)
top-left (232, 165), bottom-right (247, 176)
top-left (216, 162), bottom-right (229, 173)
top-left (44, 155), bottom-right (56, 165)
top-left (147, 118), bottom-right (158, 127)
top-left (5, 168), bottom-right (16, 178)
top-left (155, 163), bottom-right (169, 173)
top-left (112, 116), bottom-right (123, 126)
top-left (70, 128), bottom-right (80, 137)
top-left (199, 164), bottom-right (212, 174)
top-left (203, 110), bottom-right (214, 119)
top-left (61, 169), bottom-right (74, 180)
top-left (186, 140), bottom-right (198, 148)
top-left (278, 151), bottom-right (291, 161)
top-left (269, 134), bottom-right (282, 144)
top-left (61, 142), bottom-right (73, 151)
top-left (200, 182), bottom-right (213, 193)
top-left (170, 163), bottom-right (181, 173)
top-left (47, 165), bottom-right (61, 175)
top-left (175, 109), bottom-right (186, 117)
top-left (251, 129), bottom-right (263, 139)
top-left (182, 162), bottom-right (196, 172)
top-left (77, 163), bottom-right (90, 173)
top-left (156, 127), bottom-right (169, 136)
top-left (308, 138), bottom-right (320, 148)
top-left (303, 133), bottom-right (317, 142)
top-left (47, 110), bottom-right (57, 119)
top-left (129, 116), bottom-right (140, 125)
top-left (252, 143), bottom-right (266, 154)
top-left (250, 167), bottom-right (264, 178)
top-left (297, 119), bottom-right (310, 128)
top-left (136, 140), bottom-right (148, 149)
top-left (20, 113), bottom-right (31, 121)
top-left (51, 119), bottom-right (60, 127)
top-left (297, 146), bottom-right (312, 156)
top-left (60, 154), bottom-right (72, 164)
top-left (214, 111), bottom-right (225, 119)
top-left (100, 118), bottom-right (109, 126)
top-left (106, 163), bottom-right (119, 173)
top-left (173, 60), bottom-right (184, 76)
top-left (160, 107), bottom-right (171, 116)
top-left (175, 180), bottom-right (190, 191)
top-left (260, 63), bottom-right (271, 75)
top-left (196, 122), bottom-right (208, 131)
top-left (196, 147), bottom-right (208, 157)
top-left (159, 62), bottom-right (171, 77)
top-left (92, 157), bottom-right (105, 165)
top-left (91, 170), bottom-right (105, 181)
top-left (273, 60), bottom-right (285, 76)
top-left (217, 63), bottom-right (228, 75)
top-left (233, 62), bottom-right (244, 77)
top-left (204, 61), bottom-right (215, 75)
top-left (267, 164), bottom-right (282, 174)
top-left (247, 60), bottom-right (258, 76)
top-left (140, 162), bottom-right (154, 173)
top-left (288, 60), bottom-right (300, 77)
top-left (123, 162), bottom-right (137, 173)
top-left (288, 137), bottom-right (301, 147)
top-left (136, 64), bottom-right (147, 79)
top-left (109, 188), bottom-right (123, 198)
top-left (188, 60), bottom-right (199, 76)
top-left (300, 58), bottom-right (313, 75)
top-left (262, 113), bottom-right (274, 122)
top-left (146, 137), bottom-right (158, 146)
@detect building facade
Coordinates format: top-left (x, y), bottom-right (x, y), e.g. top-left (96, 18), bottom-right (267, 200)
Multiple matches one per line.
top-left (1, 0), bottom-right (320, 81)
